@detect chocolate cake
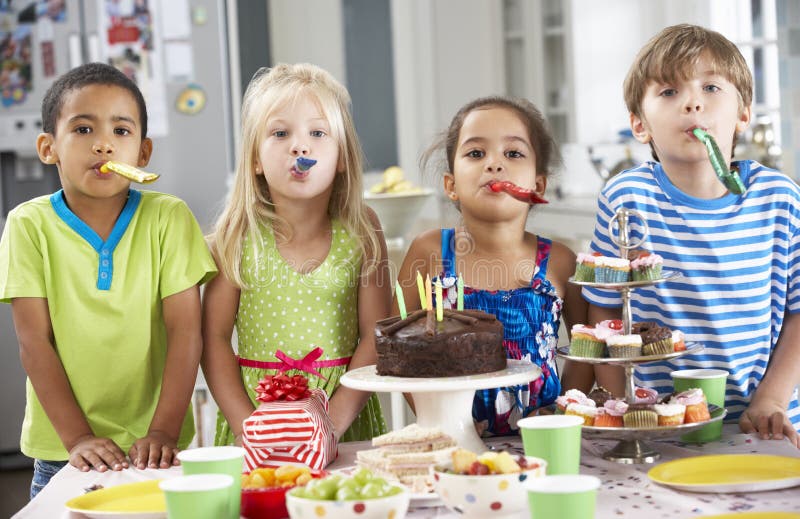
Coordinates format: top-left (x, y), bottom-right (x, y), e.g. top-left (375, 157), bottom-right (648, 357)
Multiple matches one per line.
top-left (375, 309), bottom-right (506, 377)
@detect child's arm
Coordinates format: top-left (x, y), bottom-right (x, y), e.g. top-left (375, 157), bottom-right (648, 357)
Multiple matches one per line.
top-left (12, 297), bottom-right (129, 472)
top-left (589, 304), bottom-right (625, 395)
top-left (393, 230), bottom-right (440, 314)
top-left (328, 209), bottom-right (393, 439)
top-left (547, 242), bottom-right (594, 393)
top-left (739, 311), bottom-right (800, 447)
top-left (129, 285), bottom-right (203, 469)
top-left (200, 269), bottom-right (254, 446)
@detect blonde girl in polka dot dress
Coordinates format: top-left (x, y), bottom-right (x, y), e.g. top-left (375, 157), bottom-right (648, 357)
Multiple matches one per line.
top-left (202, 64), bottom-right (390, 446)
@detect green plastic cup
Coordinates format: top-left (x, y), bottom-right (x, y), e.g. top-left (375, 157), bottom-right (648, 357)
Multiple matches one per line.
top-left (517, 415), bottom-right (583, 475)
top-left (526, 474), bottom-right (600, 519)
top-left (671, 368), bottom-right (727, 443)
top-left (177, 446), bottom-right (245, 519)
top-left (160, 474), bottom-right (233, 519)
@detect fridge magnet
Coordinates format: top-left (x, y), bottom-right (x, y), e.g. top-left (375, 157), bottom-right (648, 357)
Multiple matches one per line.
top-left (175, 83), bottom-right (205, 115)
top-left (0, 25), bottom-right (33, 107)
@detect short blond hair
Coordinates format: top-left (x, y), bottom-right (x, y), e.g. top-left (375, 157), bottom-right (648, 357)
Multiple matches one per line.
top-left (209, 63), bottom-right (380, 288)
top-left (624, 24), bottom-right (753, 119)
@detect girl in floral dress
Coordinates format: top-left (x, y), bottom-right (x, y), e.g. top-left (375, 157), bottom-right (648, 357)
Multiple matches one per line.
top-left (396, 96), bottom-right (588, 436)
top-left (202, 64), bottom-right (390, 445)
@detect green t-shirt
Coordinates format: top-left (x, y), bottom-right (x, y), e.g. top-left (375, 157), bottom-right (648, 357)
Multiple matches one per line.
top-left (0, 189), bottom-right (217, 460)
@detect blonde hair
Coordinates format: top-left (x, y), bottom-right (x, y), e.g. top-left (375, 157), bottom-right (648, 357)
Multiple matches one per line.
top-left (624, 24), bottom-right (753, 118)
top-left (209, 63), bottom-right (380, 288)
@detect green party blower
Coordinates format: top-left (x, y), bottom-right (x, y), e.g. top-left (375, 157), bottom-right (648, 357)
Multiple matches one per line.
top-left (692, 128), bottom-right (745, 195)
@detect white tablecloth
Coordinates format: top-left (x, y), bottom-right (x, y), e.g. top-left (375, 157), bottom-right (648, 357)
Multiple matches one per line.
top-left (13, 425), bottom-right (800, 518)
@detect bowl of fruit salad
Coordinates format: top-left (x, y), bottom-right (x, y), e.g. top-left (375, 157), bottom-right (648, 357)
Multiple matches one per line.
top-left (432, 448), bottom-right (547, 518)
top-left (285, 467), bottom-right (409, 519)
top-left (240, 465), bottom-right (326, 519)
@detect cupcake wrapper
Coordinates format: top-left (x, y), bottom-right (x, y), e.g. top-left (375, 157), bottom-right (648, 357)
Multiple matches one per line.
top-left (570, 339), bottom-right (606, 358)
top-left (657, 415), bottom-right (685, 426)
top-left (623, 410), bottom-right (658, 428)
top-left (684, 403), bottom-right (711, 423)
top-left (594, 415), bottom-right (623, 427)
top-left (607, 344), bottom-right (642, 358)
top-left (642, 339), bottom-right (674, 356)
top-left (632, 265), bottom-right (663, 281)
top-left (596, 267), bottom-right (630, 283)
top-left (574, 263), bottom-right (596, 282)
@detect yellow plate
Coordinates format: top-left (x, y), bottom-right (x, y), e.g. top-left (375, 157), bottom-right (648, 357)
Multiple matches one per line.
top-left (700, 514), bottom-right (800, 519)
top-left (648, 454), bottom-right (800, 493)
top-left (65, 479), bottom-right (166, 518)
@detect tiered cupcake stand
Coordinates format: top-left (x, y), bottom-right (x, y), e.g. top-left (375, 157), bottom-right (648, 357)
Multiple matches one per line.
top-left (557, 208), bottom-right (726, 463)
top-left (340, 359), bottom-right (540, 453)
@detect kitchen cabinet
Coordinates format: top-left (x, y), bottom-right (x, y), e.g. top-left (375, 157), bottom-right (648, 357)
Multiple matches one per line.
top-left (502, 0), bottom-right (575, 144)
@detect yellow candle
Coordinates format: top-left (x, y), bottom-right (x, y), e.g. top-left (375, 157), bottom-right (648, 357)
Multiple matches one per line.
top-left (457, 274), bottom-right (464, 311)
top-left (416, 271), bottom-right (426, 309)
top-left (435, 279), bottom-right (443, 321)
top-left (425, 274), bottom-right (433, 311)
top-left (395, 282), bottom-right (407, 319)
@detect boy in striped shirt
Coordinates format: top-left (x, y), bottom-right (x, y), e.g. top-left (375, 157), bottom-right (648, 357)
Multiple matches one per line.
top-left (576, 24), bottom-right (800, 446)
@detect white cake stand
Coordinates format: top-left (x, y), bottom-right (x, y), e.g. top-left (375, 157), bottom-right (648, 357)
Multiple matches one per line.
top-left (340, 359), bottom-right (541, 453)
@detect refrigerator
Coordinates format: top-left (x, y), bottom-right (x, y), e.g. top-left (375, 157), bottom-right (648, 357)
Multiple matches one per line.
top-left (0, 0), bottom-right (236, 460)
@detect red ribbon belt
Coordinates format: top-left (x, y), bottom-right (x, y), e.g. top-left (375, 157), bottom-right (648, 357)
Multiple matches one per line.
top-left (237, 347), bottom-right (351, 381)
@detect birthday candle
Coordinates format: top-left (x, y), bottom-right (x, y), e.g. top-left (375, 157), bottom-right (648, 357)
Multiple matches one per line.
top-left (457, 274), bottom-right (464, 311)
top-left (395, 282), bottom-right (407, 319)
top-left (435, 280), bottom-right (443, 321)
top-left (425, 274), bottom-right (433, 311)
top-left (416, 271), bottom-right (426, 309)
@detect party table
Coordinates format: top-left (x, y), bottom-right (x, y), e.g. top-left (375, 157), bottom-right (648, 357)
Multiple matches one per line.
top-left (12, 425), bottom-right (800, 518)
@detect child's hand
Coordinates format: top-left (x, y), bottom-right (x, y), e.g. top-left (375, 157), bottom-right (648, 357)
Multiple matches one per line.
top-left (128, 430), bottom-right (180, 469)
top-left (68, 434), bottom-right (129, 472)
top-left (739, 400), bottom-right (799, 448)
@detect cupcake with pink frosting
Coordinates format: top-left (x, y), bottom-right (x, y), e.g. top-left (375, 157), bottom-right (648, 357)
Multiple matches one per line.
top-left (594, 399), bottom-right (628, 427)
top-left (570, 324), bottom-right (606, 358)
top-left (574, 252), bottom-right (600, 282)
top-left (555, 389), bottom-right (593, 413)
top-left (670, 388), bottom-right (710, 423)
top-left (631, 252), bottom-right (663, 281)
top-left (633, 386), bottom-right (659, 404)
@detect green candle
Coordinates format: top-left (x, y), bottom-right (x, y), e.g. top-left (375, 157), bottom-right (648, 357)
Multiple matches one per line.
top-left (457, 274), bottom-right (464, 311)
top-left (395, 282), bottom-right (407, 319)
top-left (416, 271), bottom-right (426, 308)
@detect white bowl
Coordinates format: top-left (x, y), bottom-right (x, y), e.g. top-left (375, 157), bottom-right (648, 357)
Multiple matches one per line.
top-left (364, 189), bottom-right (434, 242)
top-left (432, 456), bottom-right (547, 518)
top-left (285, 484), bottom-right (410, 519)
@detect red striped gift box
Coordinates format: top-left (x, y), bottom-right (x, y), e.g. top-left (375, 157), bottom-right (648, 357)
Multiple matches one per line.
top-left (242, 388), bottom-right (337, 470)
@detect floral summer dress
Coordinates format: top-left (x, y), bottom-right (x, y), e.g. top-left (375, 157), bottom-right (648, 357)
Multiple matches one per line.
top-left (435, 228), bottom-right (563, 436)
top-left (214, 220), bottom-right (387, 445)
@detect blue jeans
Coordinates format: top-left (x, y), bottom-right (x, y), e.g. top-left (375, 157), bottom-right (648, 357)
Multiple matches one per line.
top-left (31, 459), bottom-right (67, 499)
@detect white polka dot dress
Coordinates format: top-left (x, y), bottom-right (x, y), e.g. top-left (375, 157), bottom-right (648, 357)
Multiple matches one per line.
top-left (214, 220), bottom-right (387, 444)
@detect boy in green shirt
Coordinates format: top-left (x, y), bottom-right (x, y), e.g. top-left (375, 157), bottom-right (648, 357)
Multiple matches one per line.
top-left (0, 63), bottom-right (217, 498)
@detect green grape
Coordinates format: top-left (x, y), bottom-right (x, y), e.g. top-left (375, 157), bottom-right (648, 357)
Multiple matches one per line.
top-left (335, 487), bottom-right (360, 501)
top-left (337, 478), bottom-right (361, 492)
top-left (352, 467), bottom-right (373, 485)
top-left (290, 488), bottom-right (308, 499)
top-left (309, 478), bottom-right (339, 500)
top-left (359, 481), bottom-right (385, 499)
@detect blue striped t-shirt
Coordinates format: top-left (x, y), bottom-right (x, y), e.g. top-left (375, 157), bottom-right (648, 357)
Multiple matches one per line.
top-left (583, 160), bottom-right (800, 430)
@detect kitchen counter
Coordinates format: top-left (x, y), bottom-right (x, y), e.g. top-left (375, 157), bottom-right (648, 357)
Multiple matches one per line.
top-left (14, 424), bottom-right (800, 518)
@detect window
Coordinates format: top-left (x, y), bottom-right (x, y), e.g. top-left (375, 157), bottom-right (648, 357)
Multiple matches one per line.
top-left (711, 0), bottom-right (782, 166)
